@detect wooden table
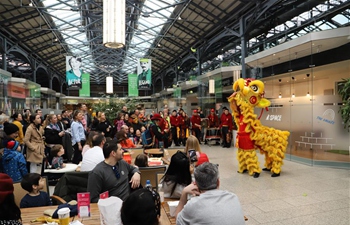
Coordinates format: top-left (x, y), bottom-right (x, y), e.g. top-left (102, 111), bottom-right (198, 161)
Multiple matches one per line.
top-left (21, 202), bottom-right (173, 225)
top-left (144, 148), bottom-right (164, 156)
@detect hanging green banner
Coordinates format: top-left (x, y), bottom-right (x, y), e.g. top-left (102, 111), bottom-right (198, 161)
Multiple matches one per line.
top-left (128, 73), bottom-right (139, 97)
top-left (79, 73), bottom-right (90, 97)
top-left (173, 87), bottom-right (181, 98)
top-left (137, 58), bottom-right (152, 90)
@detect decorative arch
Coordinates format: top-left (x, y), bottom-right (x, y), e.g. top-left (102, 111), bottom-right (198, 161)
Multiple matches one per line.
top-left (52, 76), bottom-right (60, 92)
top-left (36, 67), bottom-right (50, 88)
top-left (154, 78), bottom-right (162, 93)
top-left (61, 83), bottom-right (68, 95)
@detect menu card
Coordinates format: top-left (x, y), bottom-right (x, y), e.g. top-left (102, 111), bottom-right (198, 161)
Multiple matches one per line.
top-left (77, 192), bottom-right (91, 218)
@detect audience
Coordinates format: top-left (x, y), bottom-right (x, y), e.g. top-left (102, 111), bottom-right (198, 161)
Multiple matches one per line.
top-left (3, 122), bottom-right (20, 149)
top-left (134, 154), bottom-right (148, 167)
top-left (11, 113), bottom-right (24, 152)
top-left (50, 144), bottom-right (66, 169)
top-left (161, 151), bottom-right (192, 198)
top-left (87, 140), bottom-right (140, 202)
top-left (82, 131), bottom-right (97, 156)
top-left (20, 173), bottom-right (51, 208)
top-left (71, 110), bottom-right (86, 164)
top-left (121, 188), bottom-right (160, 225)
top-left (0, 173), bottom-right (22, 225)
top-left (175, 163), bottom-right (245, 225)
top-left (1, 140), bottom-right (27, 182)
top-left (116, 130), bottom-right (136, 148)
top-left (80, 133), bottom-right (105, 171)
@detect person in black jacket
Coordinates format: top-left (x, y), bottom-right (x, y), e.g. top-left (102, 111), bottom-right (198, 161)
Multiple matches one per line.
top-left (43, 114), bottom-right (65, 163)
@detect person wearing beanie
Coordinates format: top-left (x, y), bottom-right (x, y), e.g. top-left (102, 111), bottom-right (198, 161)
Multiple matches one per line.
top-left (0, 173), bottom-right (22, 225)
top-left (11, 113), bottom-right (24, 149)
top-left (3, 122), bottom-right (20, 149)
top-left (1, 140), bottom-right (28, 182)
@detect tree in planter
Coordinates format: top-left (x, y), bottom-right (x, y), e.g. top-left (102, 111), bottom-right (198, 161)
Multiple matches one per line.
top-left (337, 78), bottom-right (350, 130)
top-left (92, 94), bottom-right (139, 122)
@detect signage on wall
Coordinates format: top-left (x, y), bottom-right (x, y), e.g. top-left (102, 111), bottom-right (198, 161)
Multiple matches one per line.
top-left (316, 109), bottom-right (335, 125)
top-left (265, 114), bottom-right (282, 121)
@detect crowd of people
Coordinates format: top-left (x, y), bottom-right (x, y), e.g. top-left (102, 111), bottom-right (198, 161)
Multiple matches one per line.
top-left (0, 103), bottom-right (245, 225)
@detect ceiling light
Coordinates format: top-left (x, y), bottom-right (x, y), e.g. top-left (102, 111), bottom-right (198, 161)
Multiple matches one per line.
top-left (292, 93), bottom-right (295, 98)
top-left (306, 92), bottom-right (310, 97)
top-left (279, 93), bottom-right (282, 98)
top-left (103, 0), bottom-right (125, 49)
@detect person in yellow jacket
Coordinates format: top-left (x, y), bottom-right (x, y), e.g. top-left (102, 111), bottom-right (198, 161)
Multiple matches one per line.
top-left (11, 113), bottom-right (24, 152)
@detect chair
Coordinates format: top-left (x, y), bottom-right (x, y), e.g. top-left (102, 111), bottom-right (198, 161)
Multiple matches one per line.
top-left (166, 149), bottom-right (184, 160)
top-left (139, 166), bottom-right (166, 189)
top-left (53, 171), bottom-right (89, 202)
top-left (129, 148), bottom-right (144, 165)
top-left (13, 176), bottom-right (65, 208)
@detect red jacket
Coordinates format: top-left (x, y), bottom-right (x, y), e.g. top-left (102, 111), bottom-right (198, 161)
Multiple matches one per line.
top-left (220, 113), bottom-right (233, 131)
top-left (208, 114), bottom-right (219, 128)
top-left (191, 115), bottom-right (201, 130)
top-left (170, 115), bottom-right (179, 127)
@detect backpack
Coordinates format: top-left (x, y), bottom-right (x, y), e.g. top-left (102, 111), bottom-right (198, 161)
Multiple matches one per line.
top-left (142, 125), bottom-right (155, 148)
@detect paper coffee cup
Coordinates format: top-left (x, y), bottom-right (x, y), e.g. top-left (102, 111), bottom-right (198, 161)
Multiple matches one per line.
top-left (57, 207), bottom-right (70, 225)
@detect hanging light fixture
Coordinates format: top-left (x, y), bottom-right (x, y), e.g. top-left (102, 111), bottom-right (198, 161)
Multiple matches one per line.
top-left (278, 79), bottom-right (282, 98)
top-left (306, 74), bottom-right (310, 97)
top-left (291, 77), bottom-right (295, 98)
top-left (209, 79), bottom-right (215, 94)
top-left (106, 76), bottom-right (113, 93)
top-left (103, 0), bottom-right (125, 48)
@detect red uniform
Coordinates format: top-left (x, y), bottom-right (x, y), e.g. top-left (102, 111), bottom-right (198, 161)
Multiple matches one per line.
top-left (220, 113), bottom-right (233, 131)
top-left (170, 115), bottom-right (179, 127)
top-left (208, 113), bottom-right (219, 128)
top-left (190, 115), bottom-right (201, 131)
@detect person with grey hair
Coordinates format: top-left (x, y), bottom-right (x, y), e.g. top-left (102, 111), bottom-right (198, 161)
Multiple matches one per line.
top-left (175, 162), bottom-right (245, 225)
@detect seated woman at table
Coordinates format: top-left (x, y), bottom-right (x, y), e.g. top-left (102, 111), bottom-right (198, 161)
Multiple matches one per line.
top-left (185, 135), bottom-right (210, 168)
top-left (121, 188), bottom-right (160, 225)
top-left (82, 131), bottom-right (97, 156)
top-left (161, 151), bottom-right (192, 199)
top-left (20, 173), bottom-right (51, 208)
top-left (134, 154), bottom-right (148, 167)
top-left (0, 173), bottom-right (22, 225)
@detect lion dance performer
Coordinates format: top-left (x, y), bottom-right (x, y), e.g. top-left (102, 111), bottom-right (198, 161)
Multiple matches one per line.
top-left (228, 78), bottom-right (290, 178)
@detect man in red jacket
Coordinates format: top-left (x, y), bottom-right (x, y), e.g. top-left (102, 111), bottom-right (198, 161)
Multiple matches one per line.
top-left (191, 110), bottom-right (202, 144)
top-left (220, 107), bottom-right (233, 148)
top-left (170, 110), bottom-right (180, 146)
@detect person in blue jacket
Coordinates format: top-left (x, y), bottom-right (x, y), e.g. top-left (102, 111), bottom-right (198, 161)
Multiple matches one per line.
top-left (1, 140), bottom-right (28, 182)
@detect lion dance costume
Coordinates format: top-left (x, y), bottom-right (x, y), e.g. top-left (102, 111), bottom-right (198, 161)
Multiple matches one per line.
top-left (228, 78), bottom-right (290, 178)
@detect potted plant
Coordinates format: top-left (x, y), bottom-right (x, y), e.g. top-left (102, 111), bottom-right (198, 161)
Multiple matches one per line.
top-left (337, 78), bottom-right (350, 130)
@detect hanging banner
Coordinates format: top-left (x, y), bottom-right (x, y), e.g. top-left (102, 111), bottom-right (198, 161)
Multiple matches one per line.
top-left (79, 73), bottom-right (90, 97)
top-left (66, 56), bottom-right (83, 90)
top-left (128, 73), bottom-right (139, 97)
top-left (137, 58), bottom-right (151, 90)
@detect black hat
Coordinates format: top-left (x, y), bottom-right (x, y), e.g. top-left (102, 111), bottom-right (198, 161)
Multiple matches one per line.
top-left (4, 122), bottom-right (19, 136)
top-left (222, 107), bottom-right (228, 111)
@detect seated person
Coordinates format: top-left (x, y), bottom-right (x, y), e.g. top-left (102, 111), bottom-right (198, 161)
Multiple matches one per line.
top-left (51, 144), bottom-right (66, 169)
top-left (161, 151), bottom-right (192, 199)
top-left (20, 173), bottom-right (51, 208)
top-left (0, 173), bottom-right (22, 225)
top-left (134, 154), bottom-right (148, 167)
top-left (121, 188), bottom-right (160, 225)
top-left (87, 140), bottom-right (141, 202)
top-left (80, 133), bottom-right (105, 172)
top-left (175, 163), bottom-right (245, 225)
top-left (1, 140), bottom-right (27, 182)
top-left (185, 135), bottom-right (209, 167)
top-left (116, 130), bottom-right (136, 148)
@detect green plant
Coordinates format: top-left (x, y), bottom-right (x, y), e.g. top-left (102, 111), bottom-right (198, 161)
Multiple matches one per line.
top-left (337, 78), bottom-right (350, 130)
top-left (92, 94), bottom-right (139, 122)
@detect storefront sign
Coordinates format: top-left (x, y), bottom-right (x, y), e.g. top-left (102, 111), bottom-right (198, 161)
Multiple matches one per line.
top-left (8, 84), bottom-right (26, 98)
top-left (265, 114), bottom-right (282, 121)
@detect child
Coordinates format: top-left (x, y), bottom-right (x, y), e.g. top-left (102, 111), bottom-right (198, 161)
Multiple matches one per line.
top-left (51, 144), bottom-right (66, 169)
top-left (20, 173), bottom-right (51, 208)
top-left (134, 129), bottom-right (142, 145)
top-left (1, 140), bottom-right (28, 182)
top-left (134, 154), bottom-right (148, 167)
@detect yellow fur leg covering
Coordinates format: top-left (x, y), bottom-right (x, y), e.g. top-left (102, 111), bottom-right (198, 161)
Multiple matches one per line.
top-left (242, 150), bottom-right (261, 175)
top-left (237, 148), bottom-right (247, 173)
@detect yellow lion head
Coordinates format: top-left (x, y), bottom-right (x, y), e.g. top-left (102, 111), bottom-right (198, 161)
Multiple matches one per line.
top-left (230, 78), bottom-right (270, 108)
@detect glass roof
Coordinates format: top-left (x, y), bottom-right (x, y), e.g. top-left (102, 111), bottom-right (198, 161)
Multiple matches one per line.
top-left (42, 0), bottom-right (177, 76)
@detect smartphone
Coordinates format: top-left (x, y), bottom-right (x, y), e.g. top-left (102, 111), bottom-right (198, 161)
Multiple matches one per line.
top-left (188, 149), bottom-right (198, 162)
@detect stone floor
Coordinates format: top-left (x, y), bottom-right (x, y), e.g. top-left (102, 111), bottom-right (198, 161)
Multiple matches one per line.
top-left (201, 144), bottom-right (350, 225)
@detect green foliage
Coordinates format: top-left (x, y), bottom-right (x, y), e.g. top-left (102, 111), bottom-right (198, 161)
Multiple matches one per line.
top-left (92, 94), bottom-right (139, 122)
top-left (337, 78), bottom-right (350, 130)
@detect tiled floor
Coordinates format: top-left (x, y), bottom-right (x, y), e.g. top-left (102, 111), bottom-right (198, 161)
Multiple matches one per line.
top-left (201, 144), bottom-right (350, 225)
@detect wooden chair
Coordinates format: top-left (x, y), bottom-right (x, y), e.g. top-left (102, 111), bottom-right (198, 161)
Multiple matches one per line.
top-left (166, 149), bottom-right (185, 160)
top-left (129, 148), bottom-right (144, 165)
top-left (13, 176), bottom-right (65, 208)
top-left (139, 166), bottom-right (166, 189)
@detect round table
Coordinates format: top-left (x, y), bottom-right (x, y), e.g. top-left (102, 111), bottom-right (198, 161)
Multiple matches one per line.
top-left (44, 163), bottom-right (78, 173)
top-left (144, 148), bottom-right (164, 156)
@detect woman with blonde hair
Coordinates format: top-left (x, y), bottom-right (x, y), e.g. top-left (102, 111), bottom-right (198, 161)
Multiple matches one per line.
top-left (184, 135), bottom-right (209, 167)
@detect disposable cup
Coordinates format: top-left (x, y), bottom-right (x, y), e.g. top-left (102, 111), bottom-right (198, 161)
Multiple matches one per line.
top-left (57, 207), bottom-right (70, 225)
